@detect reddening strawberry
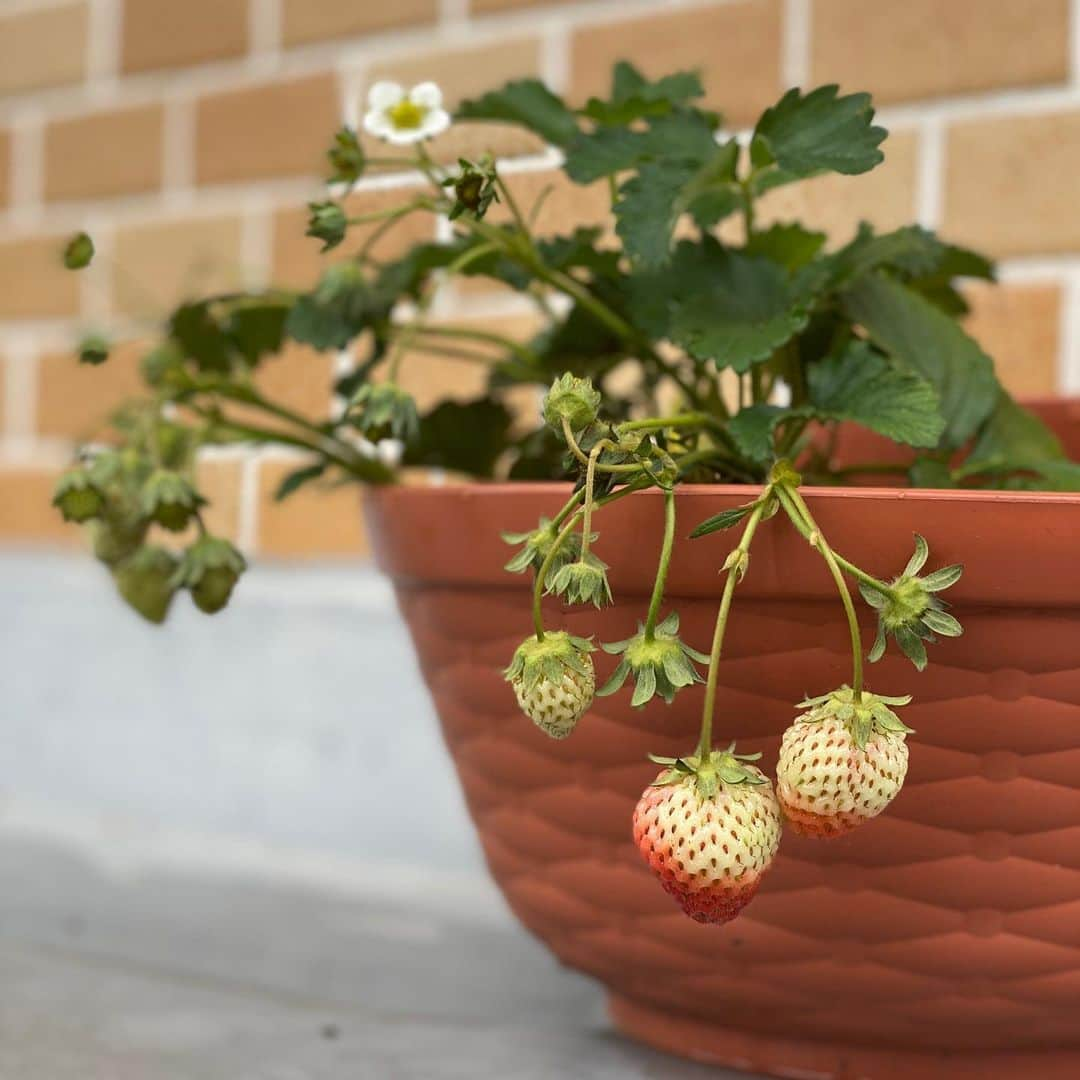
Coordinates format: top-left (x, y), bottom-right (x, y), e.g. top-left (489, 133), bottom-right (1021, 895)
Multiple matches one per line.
top-left (776, 686), bottom-right (912, 838)
top-left (505, 630), bottom-right (595, 739)
top-left (633, 747), bottom-right (782, 924)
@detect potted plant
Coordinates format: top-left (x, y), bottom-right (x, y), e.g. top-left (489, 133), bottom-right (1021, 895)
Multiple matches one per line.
top-left (55, 68), bottom-right (1080, 1078)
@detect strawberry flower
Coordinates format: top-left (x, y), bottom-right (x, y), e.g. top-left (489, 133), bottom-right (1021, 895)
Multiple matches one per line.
top-left (363, 81), bottom-right (451, 145)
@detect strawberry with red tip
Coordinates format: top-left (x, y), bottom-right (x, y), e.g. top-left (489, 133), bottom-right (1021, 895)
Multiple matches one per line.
top-left (633, 745), bottom-right (782, 924)
top-left (776, 686), bottom-right (912, 838)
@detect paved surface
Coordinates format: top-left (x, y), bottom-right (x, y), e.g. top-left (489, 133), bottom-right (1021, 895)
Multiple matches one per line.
top-left (0, 829), bottom-right (742, 1078)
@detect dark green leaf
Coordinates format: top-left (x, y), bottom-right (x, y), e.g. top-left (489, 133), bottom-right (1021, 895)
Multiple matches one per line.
top-left (807, 341), bottom-right (944, 447)
top-left (671, 250), bottom-right (815, 370)
top-left (170, 302), bottom-right (231, 374)
top-left (841, 272), bottom-right (998, 448)
top-left (908, 458), bottom-right (955, 488)
top-left (227, 299), bottom-right (289, 365)
top-left (405, 399), bottom-right (513, 477)
top-left (744, 223), bottom-right (826, 270)
top-left (727, 404), bottom-right (791, 463)
top-left (581, 63), bottom-right (705, 125)
top-left (273, 462), bottom-right (327, 501)
top-left (751, 85), bottom-right (886, 180)
top-left (456, 79), bottom-right (580, 147)
top-left (689, 503), bottom-right (755, 538)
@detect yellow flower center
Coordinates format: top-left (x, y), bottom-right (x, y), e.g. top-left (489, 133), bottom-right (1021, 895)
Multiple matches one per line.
top-left (388, 99), bottom-right (425, 130)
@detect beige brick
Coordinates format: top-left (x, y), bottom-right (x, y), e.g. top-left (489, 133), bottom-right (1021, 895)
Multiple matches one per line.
top-left (238, 343), bottom-right (336, 423)
top-left (963, 282), bottom-right (1060, 398)
top-left (811, 0), bottom-right (1068, 106)
top-left (282, 0), bottom-right (437, 46)
top-left (0, 3), bottom-right (88, 95)
top-left (363, 37), bottom-right (547, 162)
top-left (493, 168), bottom-right (611, 239)
top-left (0, 235), bottom-right (81, 320)
top-left (271, 185), bottom-right (436, 290)
top-left (0, 465), bottom-right (79, 546)
top-left (750, 129), bottom-right (918, 245)
top-left (569, 1), bottom-right (782, 128)
top-left (394, 312), bottom-right (544, 417)
top-left (45, 104), bottom-right (164, 203)
top-left (471, 0), bottom-right (574, 11)
top-left (195, 74), bottom-right (339, 186)
top-left (37, 341), bottom-right (147, 441)
top-left (195, 459), bottom-right (243, 542)
top-left (257, 459), bottom-right (369, 558)
top-left (113, 215), bottom-right (245, 318)
top-left (121, 0), bottom-right (249, 73)
top-left (0, 130), bottom-right (10, 208)
top-left (943, 111), bottom-right (1080, 257)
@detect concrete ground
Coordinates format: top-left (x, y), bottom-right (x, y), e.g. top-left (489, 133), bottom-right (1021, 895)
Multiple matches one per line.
top-left (1, 552), bottom-right (740, 1078)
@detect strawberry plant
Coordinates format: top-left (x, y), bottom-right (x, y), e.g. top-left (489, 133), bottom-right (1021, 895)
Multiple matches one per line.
top-left (56, 67), bottom-right (1078, 924)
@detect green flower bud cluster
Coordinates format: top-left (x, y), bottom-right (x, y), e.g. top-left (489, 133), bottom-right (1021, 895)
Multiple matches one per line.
top-left (347, 383), bottom-right (420, 444)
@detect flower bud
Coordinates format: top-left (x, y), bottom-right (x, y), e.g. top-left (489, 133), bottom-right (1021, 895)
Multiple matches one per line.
top-left (543, 373), bottom-right (601, 433)
top-left (52, 468), bottom-right (104, 523)
top-left (347, 383), bottom-right (419, 444)
top-left (140, 469), bottom-right (206, 532)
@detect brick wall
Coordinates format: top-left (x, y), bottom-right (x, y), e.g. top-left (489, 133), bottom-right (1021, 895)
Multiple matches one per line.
top-left (1, 0), bottom-right (1077, 558)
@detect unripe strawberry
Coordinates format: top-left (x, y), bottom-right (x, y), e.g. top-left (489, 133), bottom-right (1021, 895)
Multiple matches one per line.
top-left (140, 469), bottom-right (205, 532)
top-left (633, 748), bottom-right (782, 924)
top-left (113, 546), bottom-right (179, 624)
top-left (172, 535), bottom-right (246, 614)
top-left (52, 468), bottom-right (104, 523)
top-left (776, 687), bottom-right (912, 838)
top-left (504, 631), bottom-right (595, 739)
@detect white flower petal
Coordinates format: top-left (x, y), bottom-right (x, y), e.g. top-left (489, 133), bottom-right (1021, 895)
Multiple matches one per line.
top-left (420, 108), bottom-right (451, 139)
top-left (367, 81), bottom-right (404, 111)
top-left (363, 110), bottom-right (395, 139)
top-left (384, 127), bottom-right (426, 145)
top-left (409, 82), bottom-right (443, 110)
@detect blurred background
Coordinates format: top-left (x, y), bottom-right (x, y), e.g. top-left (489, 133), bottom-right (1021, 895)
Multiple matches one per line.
top-left (0, 0), bottom-right (1077, 1074)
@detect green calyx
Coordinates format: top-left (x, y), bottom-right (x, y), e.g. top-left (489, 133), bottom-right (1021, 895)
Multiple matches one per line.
top-left (504, 630), bottom-right (595, 695)
top-left (327, 126), bottom-right (365, 185)
top-left (444, 156), bottom-right (499, 221)
top-left (860, 534), bottom-right (963, 671)
top-left (598, 611), bottom-right (709, 706)
top-left (347, 382), bottom-right (420, 444)
top-left (543, 373), bottom-right (601, 432)
top-left (53, 469), bottom-right (105, 523)
top-left (140, 469), bottom-right (206, 532)
top-left (502, 518), bottom-right (585, 575)
top-left (796, 685), bottom-right (915, 751)
top-left (113, 545), bottom-right (179, 624)
top-left (648, 744), bottom-right (767, 799)
top-left (306, 200), bottom-right (348, 253)
top-left (172, 535), bottom-right (246, 614)
top-left (550, 552), bottom-right (612, 608)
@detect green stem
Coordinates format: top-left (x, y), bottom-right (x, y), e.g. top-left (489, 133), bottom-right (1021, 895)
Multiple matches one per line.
top-left (532, 515), bottom-right (579, 642)
top-left (616, 413), bottom-right (711, 434)
top-left (697, 499), bottom-right (768, 761)
top-left (644, 488), bottom-right (676, 641)
top-left (776, 486), bottom-right (864, 700)
top-left (356, 198), bottom-right (436, 261)
top-left (560, 416), bottom-right (643, 474)
top-left (414, 323), bottom-right (539, 365)
top-left (579, 443), bottom-right (606, 558)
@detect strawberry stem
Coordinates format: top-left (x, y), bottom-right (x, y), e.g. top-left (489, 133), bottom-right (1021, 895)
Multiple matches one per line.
top-left (696, 495), bottom-right (768, 762)
top-left (777, 485), bottom-right (864, 701)
top-left (643, 488), bottom-right (676, 642)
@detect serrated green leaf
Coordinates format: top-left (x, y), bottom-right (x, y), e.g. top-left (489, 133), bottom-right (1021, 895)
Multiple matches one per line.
top-left (456, 78), bottom-right (580, 147)
top-left (671, 250), bottom-right (815, 370)
top-left (228, 299), bottom-right (290, 366)
top-left (841, 272), bottom-right (999, 449)
top-left (581, 63), bottom-right (705, 125)
top-left (170, 302), bottom-right (231, 373)
top-left (273, 462), bottom-right (327, 501)
top-left (752, 85), bottom-right (886, 181)
top-left (807, 341), bottom-right (944, 448)
top-left (744, 223), bottom-right (826, 270)
top-left (909, 458), bottom-right (955, 488)
top-left (727, 405), bottom-right (791, 464)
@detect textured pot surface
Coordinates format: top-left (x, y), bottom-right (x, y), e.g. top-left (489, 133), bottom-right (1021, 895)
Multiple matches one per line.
top-left (366, 453), bottom-right (1080, 1077)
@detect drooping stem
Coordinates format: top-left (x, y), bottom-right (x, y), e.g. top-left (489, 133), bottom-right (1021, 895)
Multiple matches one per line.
top-left (776, 485), bottom-right (864, 700)
top-left (579, 442), bottom-right (606, 558)
top-left (643, 487), bottom-right (676, 641)
top-left (696, 499), bottom-right (768, 761)
top-left (531, 514), bottom-right (579, 642)
top-left (560, 416), bottom-right (642, 474)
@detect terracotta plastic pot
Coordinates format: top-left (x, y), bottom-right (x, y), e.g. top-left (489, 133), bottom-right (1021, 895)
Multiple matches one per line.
top-left (366, 400), bottom-right (1080, 1079)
